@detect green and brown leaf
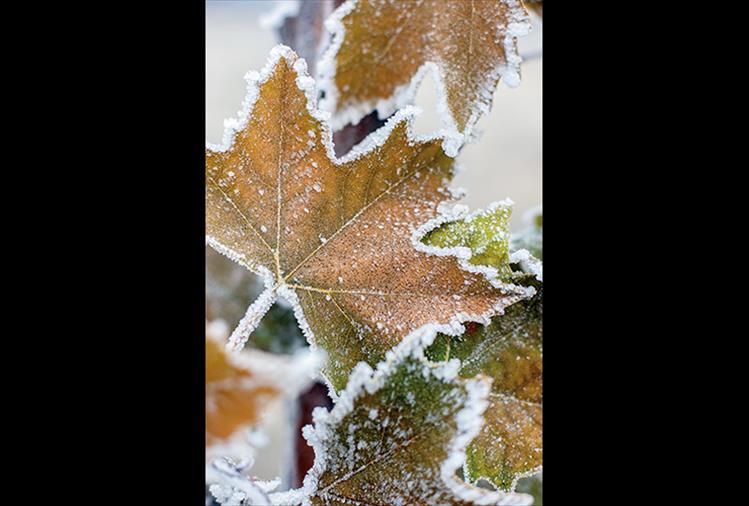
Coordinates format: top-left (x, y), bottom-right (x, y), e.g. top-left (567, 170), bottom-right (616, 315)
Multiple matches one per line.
top-left (422, 200), bottom-right (514, 282)
top-left (426, 276), bottom-right (542, 491)
top-left (302, 345), bottom-right (532, 505)
top-left (206, 46), bottom-right (525, 392)
top-left (423, 204), bottom-right (541, 490)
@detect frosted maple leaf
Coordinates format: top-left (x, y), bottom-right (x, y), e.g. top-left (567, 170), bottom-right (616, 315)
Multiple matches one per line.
top-left (205, 45), bottom-right (530, 391)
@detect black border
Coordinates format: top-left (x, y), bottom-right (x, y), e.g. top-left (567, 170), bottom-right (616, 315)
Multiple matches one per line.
top-left (20, 0), bottom-right (707, 503)
top-left (38, 2), bottom-right (208, 503)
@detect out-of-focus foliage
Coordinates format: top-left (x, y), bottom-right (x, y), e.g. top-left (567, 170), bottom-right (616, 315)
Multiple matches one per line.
top-left (206, 246), bottom-right (261, 325)
top-left (511, 207), bottom-right (542, 260)
top-left (206, 247), bottom-right (306, 354)
top-left (523, 0), bottom-right (542, 17)
top-left (205, 325), bottom-right (280, 443)
top-left (516, 473), bottom-right (543, 504)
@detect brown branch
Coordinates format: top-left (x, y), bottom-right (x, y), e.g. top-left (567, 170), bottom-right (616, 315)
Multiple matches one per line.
top-left (291, 382), bottom-right (333, 488)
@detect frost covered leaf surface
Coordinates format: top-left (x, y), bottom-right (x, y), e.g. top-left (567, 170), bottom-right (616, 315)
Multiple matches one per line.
top-left (319, 0), bottom-right (530, 154)
top-left (301, 344), bottom-right (532, 505)
top-left (206, 46), bottom-right (526, 392)
top-left (423, 200), bottom-right (514, 282)
top-left (427, 276), bottom-right (542, 491)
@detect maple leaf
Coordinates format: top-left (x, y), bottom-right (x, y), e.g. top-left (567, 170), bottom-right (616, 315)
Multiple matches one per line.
top-left (422, 200), bottom-right (514, 282)
top-left (318, 0), bottom-right (531, 155)
top-left (427, 275), bottom-right (542, 491)
top-left (205, 320), bottom-right (320, 445)
top-left (205, 45), bottom-right (528, 392)
top-left (422, 204), bottom-right (542, 490)
top-left (295, 338), bottom-right (533, 505)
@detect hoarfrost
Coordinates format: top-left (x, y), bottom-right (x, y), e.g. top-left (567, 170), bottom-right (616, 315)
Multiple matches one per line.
top-left (207, 456), bottom-right (280, 506)
top-left (281, 329), bottom-right (533, 505)
top-left (206, 45), bottom-right (531, 393)
top-left (317, 0), bottom-right (532, 156)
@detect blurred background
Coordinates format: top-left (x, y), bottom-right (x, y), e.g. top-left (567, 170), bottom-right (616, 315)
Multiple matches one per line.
top-left (206, 0), bottom-right (542, 500)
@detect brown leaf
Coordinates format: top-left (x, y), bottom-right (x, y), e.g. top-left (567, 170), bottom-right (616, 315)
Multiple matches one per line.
top-left (205, 46), bottom-right (527, 392)
top-left (318, 0), bottom-right (531, 154)
top-left (523, 0), bottom-right (542, 17)
top-left (427, 274), bottom-right (542, 491)
top-left (205, 323), bottom-right (280, 443)
top-left (205, 320), bottom-right (320, 446)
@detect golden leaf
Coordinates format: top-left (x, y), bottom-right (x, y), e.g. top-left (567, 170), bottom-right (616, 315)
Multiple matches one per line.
top-left (206, 46), bottom-right (527, 392)
top-left (205, 322), bottom-right (282, 444)
top-left (205, 320), bottom-right (319, 446)
top-left (319, 0), bottom-right (531, 154)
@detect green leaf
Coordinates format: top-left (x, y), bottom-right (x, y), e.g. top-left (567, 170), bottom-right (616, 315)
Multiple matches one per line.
top-left (427, 276), bottom-right (542, 491)
top-left (422, 200), bottom-right (514, 282)
top-left (300, 342), bottom-right (532, 505)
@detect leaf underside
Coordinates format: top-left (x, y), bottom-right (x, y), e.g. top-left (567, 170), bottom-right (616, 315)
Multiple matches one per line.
top-left (325, 0), bottom-right (527, 134)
